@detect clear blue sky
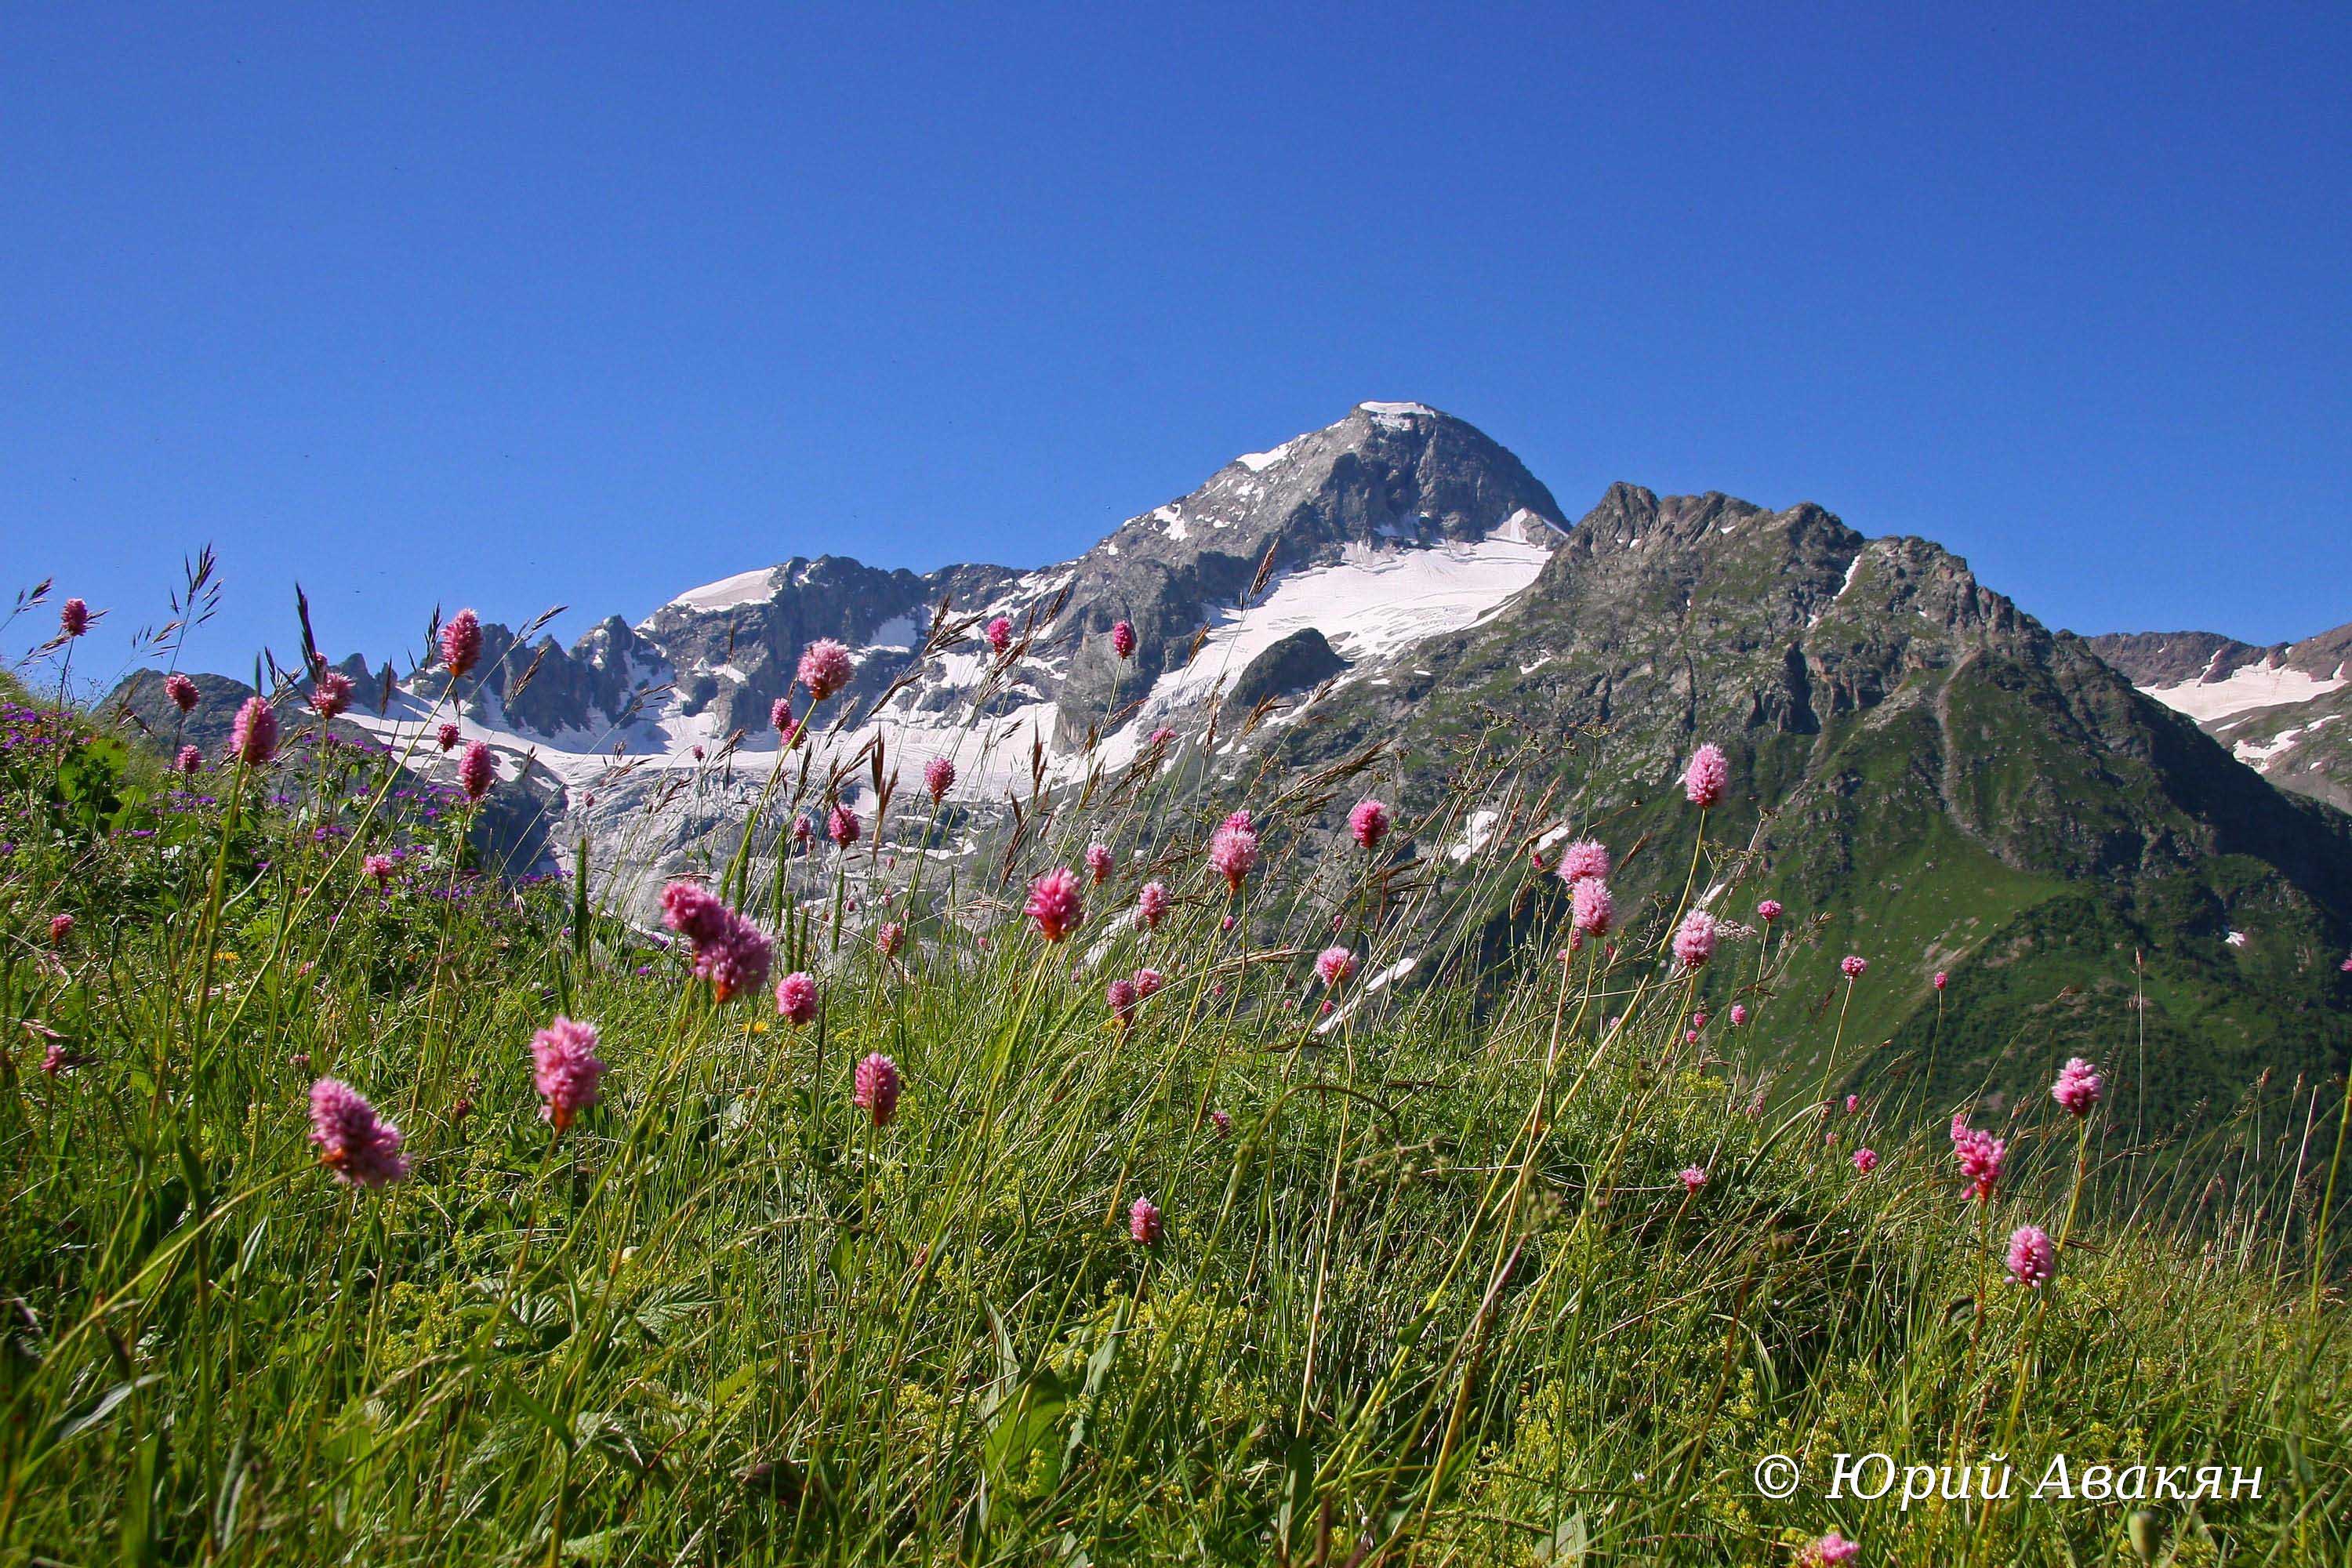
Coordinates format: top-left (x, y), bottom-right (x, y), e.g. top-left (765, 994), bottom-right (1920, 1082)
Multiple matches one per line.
top-left (6, 2), bottom-right (2348, 688)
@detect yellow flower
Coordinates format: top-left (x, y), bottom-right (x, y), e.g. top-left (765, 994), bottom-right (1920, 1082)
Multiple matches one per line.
top-left (214, 950), bottom-right (240, 964)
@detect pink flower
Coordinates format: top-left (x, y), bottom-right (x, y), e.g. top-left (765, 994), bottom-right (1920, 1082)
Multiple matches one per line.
top-left (854, 1053), bottom-right (901, 1126)
top-left (1840, 953), bottom-right (1867, 980)
top-left (797, 637), bottom-right (855, 700)
top-left (1800, 1533), bottom-right (1860, 1566)
top-left (174, 745), bottom-right (202, 775)
top-left (1852, 1147), bottom-right (1880, 1175)
top-left (531, 1016), bottom-right (607, 1131)
top-left (1933, 969), bottom-right (1949, 990)
top-left (439, 608), bottom-right (483, 678)
top-left (827, 804), bottom-right (861, 848)
top-left (457, 741), bottom-right (496, 801)
top-left (230, 695), bottom-right (280, 765)
top-left (1671, 910), bottom-right (1719, 971)
top-left (2050, 1057), bottom-right (2103, 1118)
top-left (1682, 742), bottom-right (1729, 808)
top-left (1692, 1011), bottom-right (1708, 1029)
top-left (1149, 726), bottom-right (1176, 746)
top-left (1951, 1112), bottom-right (2007, 1202)
top-left (48, 913), bottom-right (73, 946)
top-left (924, 756), bottom-right (955, 801)
top-left (985, 615), bottom-right (1013, 655)
top-left (1128, 1196), bottom-right (1162, 1245)
top-left (310, 670), bottom-right (354, 720)
top-left (1137, 881), bottom-right (1171, 930)
top-left (1025, 866), bottom-right (1084, 943)
top-left (792, 815), bottom-right (814, 847)
top-left (1756, 898), bottom-right (1782, 923)
top-left (1316, 946), bottom-right (1357, 989)
top-left (1220, 913), bottom-right (1236, 933)
top-left (308, 1078), bottom-right (410, 1188)
top-left (2006, 1225), bottom-right (2056, 1288)
top-left (1107, 977), bottom-right (1140, 1028)
top-left (1729, 1003), bottom-right (1749, 1026)
top-left (1570, 877), bottom-right (1614, 938)
top-left (1084, 842), bottom-right (1114, 884)
top-left (1558, 840), bottom-right (1610, 884)
top-left (60, 597), bottom-right (91, 637)
top-left (1132, 967), bottom-right (1164, 999)
top-left (164, 672), bottom-right (199, 713)
top-left (1349, 798), bottom-right (1391, 851)
top-left (363, 853), bottom-right (397, 884)
top-left (436, 722), bottom-right (461, 753)
top-left (1844, 1094), bottom-right (1860, 1115)
top-left (877, 920), bottom-right (907, 958)
top-left (1678, 1165), bottom-right (1708, 1193)
top-left (1110, 620), bottom-right (1136, 659)
top-left (1208, 813), bottom-right (1260, 893)
top-left (659, 880), bottom-right (773, 1004)
top-left (1210, 1109), bottom-right (1232, 1138)
top-left (771, 697), bottom-right (797, 736)
top-left (773, 970), bottom-right (818, 1025)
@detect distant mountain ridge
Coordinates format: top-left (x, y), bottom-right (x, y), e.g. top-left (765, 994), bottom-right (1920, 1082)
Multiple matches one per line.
top-left (2088, 623), bottom-right (2352, 811)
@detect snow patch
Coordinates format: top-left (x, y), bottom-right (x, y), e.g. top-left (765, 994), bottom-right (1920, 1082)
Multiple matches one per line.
top-left (2140, 662), bottom-right (2348, 725)
top-left (1235, 438), bottom-right (1296, 473)
top-left (662, 566), bottom-right (780, 616)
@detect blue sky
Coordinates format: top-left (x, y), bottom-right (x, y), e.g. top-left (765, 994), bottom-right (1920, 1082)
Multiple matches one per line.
top-left (6, 2), bottom-right (2348, 687)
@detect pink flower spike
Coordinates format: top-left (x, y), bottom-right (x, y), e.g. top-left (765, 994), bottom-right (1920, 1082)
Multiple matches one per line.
top-left (1084, 843), bottom-right (1114, 884)
top-left (776, 971), bottom-right (818, 1026)
top-left (1801, 1533), bottom-right (1860, 1566)
top-left (1348, 798), bottom-right (1391, 851)
top-left (1671, 910), bottom-right (1719, 971)
top-left (1210, 1109), bottom-right (1232, 1138)
top-left (1025, 866), bottom-right (1084, 943)
top-left (230, 695), bottom-right (280, 765)
top-left (437, 722), bottom-right (461, 753)
top-left (1729, 1003), bottom-right (1749, 1026)
top-left (1107, 977), bottom-right (1140, 1028)
top-left (1136, 880), bottom-right (1171, 930)
top-left (438, 608), bottom-right (482, 678)
top-left (164, 672), bottom-right (200, 713)
top-left (1951, 1112), bottom-right (2007, 1202)
top-left (1933, 969), bottom-right (1949, 990)
top-left (531, 1017), bottom-right (607, 1131)
top-left (48, 913), bottom-right (74, 946)
top-left (827, 804), bottom-right (861, 848)
top-left (1128, 1196), bottom-right (1162, 1246)
top-left (2007, 1225), bottom-right (2056, 1287)
top-left (308, 1078), bottom-right (410, 1188)
top-left (1570, 877), bottom-right (1613, 938)
top-left (1682, 742), bottom-right (1729, 808)
top-left (797, 637), bottom-right (855, 700)
top-left (1556, 838), bottom-right (1610, 883)
top-left (1220, 913), bottom-right (1236, 933)
top-left (771, 697), bottom-right (797, 735)
top-left (854, 1053), bottom-right (902, 1126)
top-left (924, 755), bottom-right (955, 802)
top-left (310, 670), bottom-right (354, 720)
top-left (985, 615), bottom-right (1012, 655)
top-left (1852, 1146), bottom-right (1880, 1175)
top-left (60, 597), bottom-right (91, 637)
top-left (457, 741), bottom-right (496, 801)
top-left (1315, 946), bottom-right (1356, 989)
top-left (1208, 814), bottom-right (1260, 893)
top-left (363, 853), bottom-right (397, 884)
top-left (877, 920), bottom-right (907, 958)
top-left (1756, 898), bottom-right (1782, 923)
top-left (2051, 1057), bottom-right (2104, 1117)
top-left (174, 745), bottom-right (202, 775)
top-left (1678, 1166), bottom-right (1708, 1193)
top-left (1132, 967), bottom-right (1164, 998)
top-left (1844, 1094), bottom-right (1860, 1115)
top-left (1840, 953), bottom-right (1867, 980)
top-left (1110, 620), bottom-right (1136, 659)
